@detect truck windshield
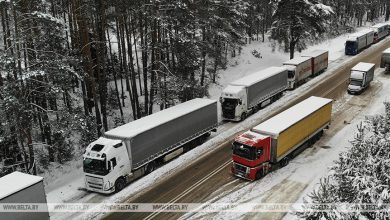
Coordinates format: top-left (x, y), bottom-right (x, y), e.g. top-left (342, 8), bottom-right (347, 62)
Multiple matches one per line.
top-left (222, 98), bottom-right (239, 109)
top-left (83, 158), bottom-right (109, 176)
top-left (346, 41), bottom-right (356, 49)
top-left (349, 79), bottom-right (362, 86)
top-left (287, 71), bottom-right (295, 78)
top-left (232, 142), bottom-right (256, 160)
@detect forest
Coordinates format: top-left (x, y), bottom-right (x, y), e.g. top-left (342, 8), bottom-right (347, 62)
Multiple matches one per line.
top-left (0, 0), bottom-right (389, 175)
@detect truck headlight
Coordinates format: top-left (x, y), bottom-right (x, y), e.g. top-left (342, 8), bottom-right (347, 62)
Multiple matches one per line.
top-left (104, 182), bottom-right (110, 190)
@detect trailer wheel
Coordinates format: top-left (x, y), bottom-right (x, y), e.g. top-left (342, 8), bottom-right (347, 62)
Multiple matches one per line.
top-left (280, 157), bottom-right (290, 167)
top-left (115, 178), bottom-right (126, 193)
top-left (145, 161), bottom-right (156, 174)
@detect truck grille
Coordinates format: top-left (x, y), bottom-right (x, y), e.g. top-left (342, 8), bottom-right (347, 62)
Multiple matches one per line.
top-left (234, 163), bottom-right (248, 175)
top-left (86, 175), bottom-right (103, 190)
top-left (222, 108), bottom-right (235, 119)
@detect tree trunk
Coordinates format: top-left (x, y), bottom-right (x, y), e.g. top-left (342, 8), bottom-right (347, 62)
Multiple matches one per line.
top-left (149, 17), bottom-right (157, 115)
top-left (95, 0), bottom-right (108, 131)
top-left (73, 0), bottom-right (102, 136)
top-left (132, 19), bottom-right (143, 96)
top-left (289, 40), bottom-right (296, 59)
top-left (107, 28), bottom-right (123, 119)
top-left (125, 15), bottom-right (141, 119)
top-left (115, 17), bottom-right (126, 108)
top-left (140, 10), bottom-right (148, 116)
top-left (200, 26), bottom-right (207, 86)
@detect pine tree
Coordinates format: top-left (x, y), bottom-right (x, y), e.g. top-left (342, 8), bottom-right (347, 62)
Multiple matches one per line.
top-left (270, 0), bottom-right (333, 59)
top-left (297, 103), bottom-right (390, 219)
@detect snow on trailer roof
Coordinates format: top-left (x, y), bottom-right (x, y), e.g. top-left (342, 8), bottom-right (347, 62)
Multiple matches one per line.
top-left (283, 56), bottom-right (311, 65)
top-left (252, 96), bottom-right (332, 136)
top-left (222, 85), bottom-right (245, 94)
top-left (347, 30), bottom-right (373, 40)
top-left (104, 98), bottom-right (216, 139)
top-left (0, 171), bottom-right (43, 200)
top-left (301, 49), bottom-right (328, 58)
top-left (359, 29), bottom-right (374, 35)
top-left (372, 23), bottom-right (388, 28)
top-left (351, 62), bottom-right (375, 72)
top-left (383, 48), bottom-right (390, 54)
top-left (230, 67), bottom-right (287, 87)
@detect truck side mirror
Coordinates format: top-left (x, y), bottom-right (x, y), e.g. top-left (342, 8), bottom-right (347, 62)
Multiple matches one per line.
top-left (219, 97), bottom-right (223, 103)
top-left (239, 99), bottom-right (242, 105)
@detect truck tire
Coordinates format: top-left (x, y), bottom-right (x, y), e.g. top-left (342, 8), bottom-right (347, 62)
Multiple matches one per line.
top-left (240, 113), bottom-right (247, 121)
top-left (255, 169), bottom-right (264, 180)
top-left (197, 135), bottom-right (207, 145)
top-left (145, 161), bottom-right (156, 174)
top-left (115, 178), bottom-right (126, 193)
top-left (280, 157), bottom-right (290, 167)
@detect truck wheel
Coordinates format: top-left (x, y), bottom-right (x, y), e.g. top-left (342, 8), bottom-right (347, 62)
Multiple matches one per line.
top-left (197, 135), bottom-right (207, 145)
top-left (145, 161), bottom-right (156, 174)
top-left (255, 169), bottom-right (264, 180)
top-left (280, 157), bottom-right (290, 167)
top-left (240, 113), bottom-right (247, 121)
top-left (115, 178), bottom-right (126, 193)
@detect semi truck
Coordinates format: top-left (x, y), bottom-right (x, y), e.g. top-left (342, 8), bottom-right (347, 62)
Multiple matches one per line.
top-left (347, 62), bottom-right (375, 95)
top-left (220, 67), bottom-right (288, 121)
top-left (83, 98), bottom-right (218, 194)
top-left (345, 30), bottom-right (374, 55)
top-left (283, 56), bottom-right (312, 89)
top-left (301, 50), bottom-right (329, 77)
top-left (0, 171), bottom-right (49, 220)
top-left (380, 48), bottom-right (390, 73)
top-left (231, 96), bottom-right (332, 180)
top-left (371, 23), bottom-right (388, 43)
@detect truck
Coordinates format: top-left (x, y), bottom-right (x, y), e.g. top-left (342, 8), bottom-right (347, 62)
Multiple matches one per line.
top-left (0, 171), bottom-right (49, 220)
top-left (371, 23), bottom-right (388, 43)
top-left (347, 62), bottom-right (375, 95)
top-left (345, 30), bottom-right (374, 55)
top-left (283, 56), bottom-right (312, 89)
top-left (231, 96), bottom-right (332, 181)
top-left (83, 98), bottom-right (218, 194)
top-left (301, 50), bottom-right (329, 77)
top-left (380, 48), bottom-right (390, 73)
top-left (220, 67), bottom-right (288, 121)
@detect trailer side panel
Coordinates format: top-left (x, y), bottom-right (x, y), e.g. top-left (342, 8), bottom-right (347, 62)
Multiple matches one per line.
top-left (246, 70), bottom-right (288, 108)
top-left (130, 101), bottom-right (218, 168)
top-left (296, 59), bottom-right (313, 82)
top-left (380, 51), bottom-right (390, 68)
top-left (0, 181), bottom-right (49, 220)
top-left (313, 52), bottom-right (329, 75)
top-left (275, 102), bottom-right (332, 161)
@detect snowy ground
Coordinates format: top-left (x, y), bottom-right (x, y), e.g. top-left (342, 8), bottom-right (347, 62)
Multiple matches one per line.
top-left (44, 26), bottom-right (381, 220)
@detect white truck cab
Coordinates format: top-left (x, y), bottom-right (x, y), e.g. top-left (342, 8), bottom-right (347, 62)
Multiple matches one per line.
top-left (348, 70), bottom-right (365, 94)
top-left (220, 85), bottom-right (247, 121)
top-left (283, 65), bottom-right (297, 89)
top-left (83, 137), bottom-right (131, 194)
top-left (347, 62), bottom-right (375, 95)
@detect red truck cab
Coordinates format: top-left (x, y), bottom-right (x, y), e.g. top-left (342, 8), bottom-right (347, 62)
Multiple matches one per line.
top-left (231, 131), bottom-right (272, 180)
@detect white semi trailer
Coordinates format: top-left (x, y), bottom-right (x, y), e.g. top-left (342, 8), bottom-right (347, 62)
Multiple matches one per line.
top-left (220, 67), bottom-right (288, 121)
top-left (0, 171), bottom-right (49, 220)
top-left (83, 98), bottom-right (218, 194)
